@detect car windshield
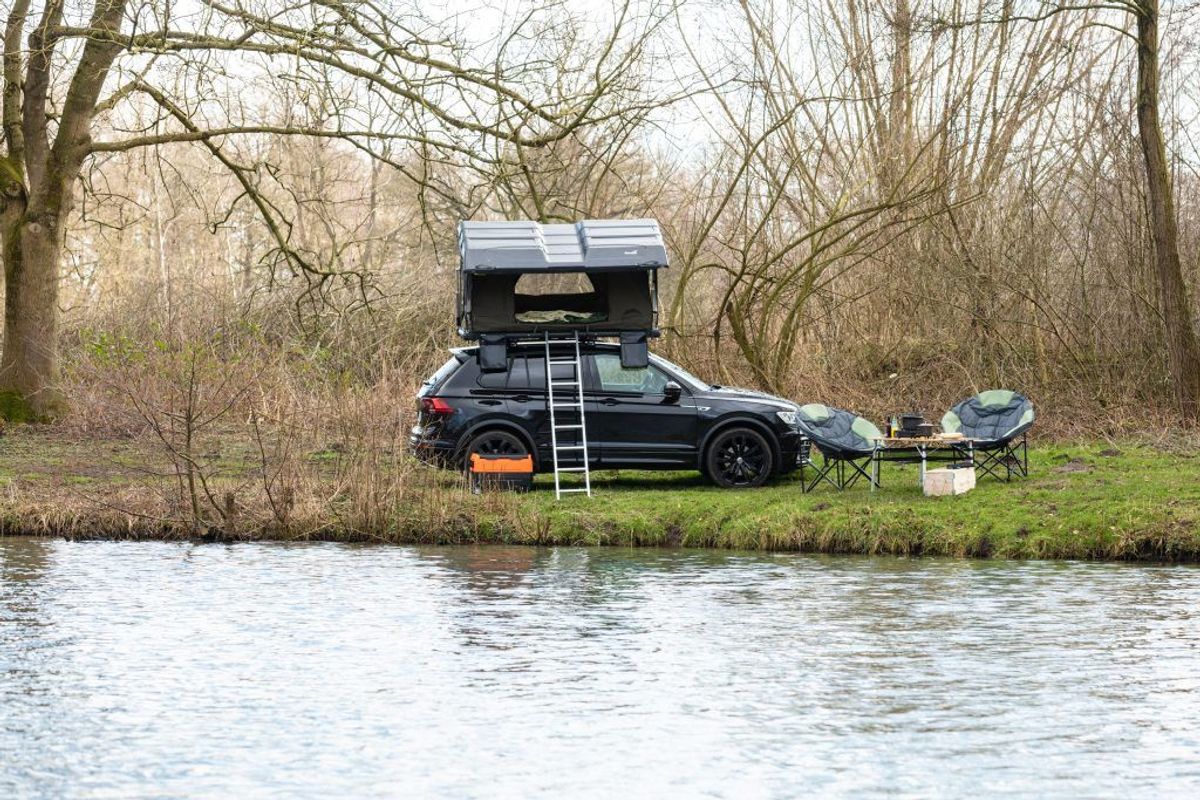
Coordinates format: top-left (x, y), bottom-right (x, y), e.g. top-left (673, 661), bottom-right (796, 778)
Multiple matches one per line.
top-left (649, 353), bottom-right (711, 392)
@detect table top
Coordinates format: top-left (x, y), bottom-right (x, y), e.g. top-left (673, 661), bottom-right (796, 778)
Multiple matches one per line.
top-left (875, 436), bottom-right (973, 448)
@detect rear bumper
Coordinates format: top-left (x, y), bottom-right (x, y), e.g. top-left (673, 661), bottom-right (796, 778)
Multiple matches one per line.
top-left (409, 426), bottom-right (458, 466)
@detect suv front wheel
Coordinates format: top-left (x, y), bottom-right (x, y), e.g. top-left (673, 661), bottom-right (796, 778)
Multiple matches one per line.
top-left (705, 427), bottom-right (774, 488)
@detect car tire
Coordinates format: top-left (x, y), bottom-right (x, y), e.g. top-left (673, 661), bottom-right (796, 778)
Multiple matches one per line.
top-left (705, 427), bottom-right (774, 488)
top-left (462, 429), bottom-right (530, 472)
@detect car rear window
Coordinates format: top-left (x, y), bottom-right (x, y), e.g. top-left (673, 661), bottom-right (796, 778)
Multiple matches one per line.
top-left (420, 355), bottom-right (465, 396)
top-left (441, 354), bottom-right (517, 391)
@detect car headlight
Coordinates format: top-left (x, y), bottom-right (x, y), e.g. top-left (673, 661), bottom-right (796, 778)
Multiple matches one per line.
top-left (776, 411), bottom-right (798, 426)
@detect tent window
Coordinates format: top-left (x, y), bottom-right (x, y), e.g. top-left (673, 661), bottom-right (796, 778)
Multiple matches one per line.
top-left (514, 273), bottom-right (595, 295)
top-left (512, 271), bottom-right (607, 324)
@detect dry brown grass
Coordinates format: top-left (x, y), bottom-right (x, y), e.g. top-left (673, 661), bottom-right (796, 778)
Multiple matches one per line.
top-left (2, 280), bottom-right (1179, 547)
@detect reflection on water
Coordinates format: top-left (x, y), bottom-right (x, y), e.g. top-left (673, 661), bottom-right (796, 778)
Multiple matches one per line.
top-left (2, 539), bottom-right (1200, 798)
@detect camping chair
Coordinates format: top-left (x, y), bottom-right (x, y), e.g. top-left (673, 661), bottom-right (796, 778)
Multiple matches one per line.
top-left (795, 404), bottom-right (883, 491)
top-left (941, 390), bottom-right (1035, 481)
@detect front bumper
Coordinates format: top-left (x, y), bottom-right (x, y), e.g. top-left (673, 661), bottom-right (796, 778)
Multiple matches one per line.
top-left (778, 428), bottom-right (805, 473)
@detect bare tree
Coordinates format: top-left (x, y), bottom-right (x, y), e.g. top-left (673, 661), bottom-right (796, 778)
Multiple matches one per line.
top-left (0, 0), bottom-right (664, 417)
top-left (935, 0), bottom-right (1200, 415)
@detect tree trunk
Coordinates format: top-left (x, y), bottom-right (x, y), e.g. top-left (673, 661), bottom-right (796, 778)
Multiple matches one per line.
top-left (885, 0), bottom-right (912, 187)
top-left (0, 0), bottom-right (128, 420)
top-left (1135, 1), bottom-right (1200, 417)
top-left (0, 211), bottom-right (64, 418)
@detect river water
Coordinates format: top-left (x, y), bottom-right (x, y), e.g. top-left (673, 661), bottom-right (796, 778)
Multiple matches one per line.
top-left (2, 539), bottom-right (1199, 798)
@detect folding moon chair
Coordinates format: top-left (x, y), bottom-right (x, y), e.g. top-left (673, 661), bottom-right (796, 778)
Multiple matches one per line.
top-left (941, 390), bottom-right (1035, 481)
top-left (795, 404), bottom-right (883, 491)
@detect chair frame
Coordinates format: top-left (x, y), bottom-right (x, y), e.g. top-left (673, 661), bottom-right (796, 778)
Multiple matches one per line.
top-left (973, 433), bottom-right (1029, 481)
top-left (798, 438), bottom-right (880, 492)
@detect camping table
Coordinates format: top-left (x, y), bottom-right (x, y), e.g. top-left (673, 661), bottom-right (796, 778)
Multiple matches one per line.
top-left (871, 437), bottom-right (976, 490)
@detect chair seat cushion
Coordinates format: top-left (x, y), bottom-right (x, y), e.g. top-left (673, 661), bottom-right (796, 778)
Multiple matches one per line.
top-left (942, 391), bottom-right (1034, 444)
top-left (796, 403), bottom-right (881, 457)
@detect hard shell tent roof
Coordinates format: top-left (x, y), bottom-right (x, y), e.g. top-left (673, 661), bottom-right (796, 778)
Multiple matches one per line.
top-left (458, 219), bottom-right (668, 273)
top-left (456, 219), bottom-right (668, 341)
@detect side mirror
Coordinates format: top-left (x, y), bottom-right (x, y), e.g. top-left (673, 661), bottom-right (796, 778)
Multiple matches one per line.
top-left (662, 381), bottom-right (682, 404)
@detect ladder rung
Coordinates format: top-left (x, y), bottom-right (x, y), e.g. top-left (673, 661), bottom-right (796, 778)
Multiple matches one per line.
top-left (551, 381), bottom-right (579, 386)
top-left (556, 445), bottom-right (586, 450)
top-left (552, 402), bottom-right (581, 408)
top-left (548, 360), bottom-right (577, 365)
top-left (555, 424), bottom-right (583, 430)
top-left (558, 488), bottom-right (591, 493)
top-left (557, 466), bottom-right (588, 472)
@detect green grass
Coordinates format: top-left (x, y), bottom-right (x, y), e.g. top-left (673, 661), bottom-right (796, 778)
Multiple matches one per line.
top-left (456, 443), bottom-right (1200, 561)
top-left (1, 428), bottom-right (1197, 561)
top-left (0, 390), bottom-right (35, 423)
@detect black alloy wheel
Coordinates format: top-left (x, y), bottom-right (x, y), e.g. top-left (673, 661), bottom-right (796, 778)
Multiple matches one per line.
top-left (706, 427), bottom-right (774, 488)
top-left (463, 430), bottom-right (529, 471)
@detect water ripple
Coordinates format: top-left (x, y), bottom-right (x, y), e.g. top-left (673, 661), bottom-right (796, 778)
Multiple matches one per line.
top-left (2, 540), bottom-right (1200, 798)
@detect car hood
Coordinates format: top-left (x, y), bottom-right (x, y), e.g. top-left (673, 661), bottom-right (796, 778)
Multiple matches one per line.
top-left (694, 385), bottom-right (799, 411)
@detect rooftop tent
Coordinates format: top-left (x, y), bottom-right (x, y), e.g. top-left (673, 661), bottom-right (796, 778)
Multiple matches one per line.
top-left (456, 219), bottom-right (668, 340)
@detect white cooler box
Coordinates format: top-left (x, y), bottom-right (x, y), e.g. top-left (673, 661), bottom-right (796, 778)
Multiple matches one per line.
top-left (923, 466), bottom-right (976, 497)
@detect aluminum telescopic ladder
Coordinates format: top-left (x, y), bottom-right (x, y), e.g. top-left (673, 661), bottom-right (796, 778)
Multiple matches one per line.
top-left (544, 331), bottom-right (592, 498)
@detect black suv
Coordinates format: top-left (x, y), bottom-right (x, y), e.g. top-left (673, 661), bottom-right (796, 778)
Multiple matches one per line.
top-left (410, 342), bottom-right (803, 488)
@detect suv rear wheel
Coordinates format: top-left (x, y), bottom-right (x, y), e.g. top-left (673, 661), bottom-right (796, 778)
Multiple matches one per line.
top-left (462, 429), bottom-right (530, 471)
top-left (705, 427), bottom-right (774, 488)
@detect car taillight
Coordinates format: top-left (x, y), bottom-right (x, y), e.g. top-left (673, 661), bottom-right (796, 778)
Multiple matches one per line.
top-left (421, 397), bottom-right (455, 415)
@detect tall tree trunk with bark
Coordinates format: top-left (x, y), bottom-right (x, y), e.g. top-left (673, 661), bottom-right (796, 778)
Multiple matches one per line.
top-left (0, 0), bottom-right (655, 420)
top-left (0, 207), bottom-right (64, 417)
top-left (1135, 0), bottom-right (1200, 417)
top-left (0, 0), bottom-right (128, 418)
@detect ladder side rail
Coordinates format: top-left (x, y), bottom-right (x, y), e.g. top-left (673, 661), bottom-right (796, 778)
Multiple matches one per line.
top-left (544, 333), bottom-right (562, 499)
top-left (574, 333), bottom-right (592, 496)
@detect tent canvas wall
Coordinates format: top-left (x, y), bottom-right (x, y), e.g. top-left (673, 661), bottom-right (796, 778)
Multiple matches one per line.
top-left (457, 219), bottom-right (668, 340)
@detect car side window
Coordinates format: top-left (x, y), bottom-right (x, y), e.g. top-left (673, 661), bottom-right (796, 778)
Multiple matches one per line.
top-left (506, 356), bottom-right (539, 391)
top-left (476, 364), bottom-right (509, 389)
top-left (505, 356), bottom-right (568, 392)
top-left (593, 353), bottom-right (671, 394)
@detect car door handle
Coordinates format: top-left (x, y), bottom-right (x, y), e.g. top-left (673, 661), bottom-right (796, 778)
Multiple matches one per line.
top-left (601, 397), bottom-right (620, 406)
top-left (512, 395), bottom-right (530, 403)
top-left (478, 399), bottom-right (502, 406)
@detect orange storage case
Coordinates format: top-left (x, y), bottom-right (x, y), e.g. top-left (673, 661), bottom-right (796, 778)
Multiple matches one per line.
top-left (469, 454), bottom-right (534, 473)
top-left (469, 454), bottom-right (534, 492)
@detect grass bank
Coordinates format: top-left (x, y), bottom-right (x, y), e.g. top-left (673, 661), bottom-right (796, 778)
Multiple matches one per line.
top-left (1, 427), bottom-right (1198, 561)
